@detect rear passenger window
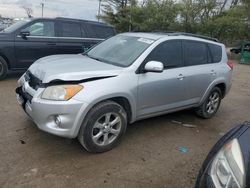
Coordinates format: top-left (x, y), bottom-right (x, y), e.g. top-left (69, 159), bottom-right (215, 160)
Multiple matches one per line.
top-left (61, 22), bottom-right (81, 37)
top-left (184, 41), bottom-right (207, 66)
top-left (146, 40), bottom-right (183, 68)
top-left (208, 43), bottom-right (222, 63)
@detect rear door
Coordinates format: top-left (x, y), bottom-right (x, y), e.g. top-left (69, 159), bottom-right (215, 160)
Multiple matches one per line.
top-left (56, 21), bottom-right (86, 54)
top-left (182, 40), bottom-right (215, 104)
top-left (81, 23), bottom-right (104, 52)
top-left (14, 19), bottom-right (58, 68)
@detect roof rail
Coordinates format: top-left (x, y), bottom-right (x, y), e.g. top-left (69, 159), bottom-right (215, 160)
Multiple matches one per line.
top-left (168, 32), bottom-right (219, 42)
top-left (55, 17), bottom-right (107, 25)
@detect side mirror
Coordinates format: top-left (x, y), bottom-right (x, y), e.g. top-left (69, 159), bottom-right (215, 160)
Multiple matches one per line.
top-left (20, 30), bottom-right (30, 38)
top-left (144, 61), bottom-right (164, 73)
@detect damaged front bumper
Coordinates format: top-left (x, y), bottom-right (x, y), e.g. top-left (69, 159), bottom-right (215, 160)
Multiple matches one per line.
top-left (15, 76), bottom-right (88, 138)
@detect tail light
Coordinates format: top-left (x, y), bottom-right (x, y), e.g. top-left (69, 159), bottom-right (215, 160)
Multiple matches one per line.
top-left (227, 60), bottom-right (234, 70)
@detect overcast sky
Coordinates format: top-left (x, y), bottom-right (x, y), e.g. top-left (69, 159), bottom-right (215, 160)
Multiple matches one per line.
top-left (0, 0), bottom-right (100, 20)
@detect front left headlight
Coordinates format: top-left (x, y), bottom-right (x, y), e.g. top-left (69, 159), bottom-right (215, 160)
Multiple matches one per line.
top-left (41, 85), bottom-right (83, 101)
top-left (210, 139), bottom-right (246, 188)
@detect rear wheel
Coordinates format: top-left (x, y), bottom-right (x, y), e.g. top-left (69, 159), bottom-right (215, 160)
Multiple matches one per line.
top-left (0, 57), bottom-right (8, 80)
top-left (196, 87), bottom-right (222, 119)
top-left (78, 101), bottom-right (127, 153)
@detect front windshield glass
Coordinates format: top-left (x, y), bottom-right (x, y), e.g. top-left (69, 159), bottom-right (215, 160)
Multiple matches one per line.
top-left (2, 19), bottom-right (31, 33)
top-left (86, 35), bottom-right (155, 67)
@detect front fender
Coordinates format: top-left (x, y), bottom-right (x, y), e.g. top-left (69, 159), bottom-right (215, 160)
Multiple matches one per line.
top-left (71, 93), bottom-right (137, 138)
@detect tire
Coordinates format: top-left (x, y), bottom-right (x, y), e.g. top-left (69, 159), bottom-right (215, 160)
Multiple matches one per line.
top-left (78, 100), bottom-right (127, 153)
top-left (195, 87), bottom-right (222, 119)
top-left (0, 56), bottom-right (8, 80)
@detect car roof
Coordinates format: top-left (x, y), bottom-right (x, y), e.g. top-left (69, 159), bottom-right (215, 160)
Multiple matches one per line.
top-left (121, 32), bottom-right (220, 43)
top-left (31, 17), bottom-right (113, 27)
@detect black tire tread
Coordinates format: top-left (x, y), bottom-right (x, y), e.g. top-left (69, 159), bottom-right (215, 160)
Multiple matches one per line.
top-left (78, 100), bottom-right (127, 153)
top-left (195, 87), bottom-right (222, 119)
top-left (0, 56), bottom-right (8, 80)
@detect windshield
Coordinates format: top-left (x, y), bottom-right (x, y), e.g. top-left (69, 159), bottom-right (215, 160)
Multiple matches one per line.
top-left (2, 19), bottom-right (31, 33)
top-left (86, 35), bottom-right (154, 67)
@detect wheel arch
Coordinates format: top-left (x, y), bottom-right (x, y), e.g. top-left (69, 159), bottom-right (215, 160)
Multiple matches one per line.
top-left (72, 94), bottom-right (136, 138)
top-left (0, 51), bottom-right (11, 69)
top-left (200, 80), bottom-right (227, 105)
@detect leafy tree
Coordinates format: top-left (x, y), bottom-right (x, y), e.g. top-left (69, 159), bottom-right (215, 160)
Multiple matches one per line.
top-left (99, 0), bottom-right (250, 44)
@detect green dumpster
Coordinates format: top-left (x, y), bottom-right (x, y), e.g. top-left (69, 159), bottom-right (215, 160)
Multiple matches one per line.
top-left (240, 41), bottom-right (250, 64)
top-left (230, 41), bottom-right (250, 65)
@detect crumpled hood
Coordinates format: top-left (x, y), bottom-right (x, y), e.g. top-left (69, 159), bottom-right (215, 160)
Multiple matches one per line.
top-left (28, 54), bottom-right (123, 83)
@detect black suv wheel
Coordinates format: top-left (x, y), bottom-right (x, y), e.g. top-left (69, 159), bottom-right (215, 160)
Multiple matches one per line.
top-left (0, 57), bottom-right (8, 80)
top-left (78, 101), bottom-right (127, 153)
top-left (196, 87), bottom-right (222, 119)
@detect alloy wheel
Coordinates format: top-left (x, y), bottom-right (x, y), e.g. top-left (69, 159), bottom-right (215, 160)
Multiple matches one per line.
top-left (0, 63), bottom-right (3, 75)
top-left (92, 112), bottom-right (122, 146)
top-left (206, 91), bottom-right (220, 114)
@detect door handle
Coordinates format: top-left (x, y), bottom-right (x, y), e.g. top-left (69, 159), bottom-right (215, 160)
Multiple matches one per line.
top-left (210, 70), bottom-right (216, 76)
top-left (177, 74), bottom-right (185, 80)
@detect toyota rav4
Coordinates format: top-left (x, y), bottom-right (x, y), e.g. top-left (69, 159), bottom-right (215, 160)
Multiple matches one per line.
top-left (16, 32), bottom-right (233, 153)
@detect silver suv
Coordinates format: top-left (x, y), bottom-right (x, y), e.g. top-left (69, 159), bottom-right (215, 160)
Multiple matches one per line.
top-left (16, 32), bottom-right (233, 153)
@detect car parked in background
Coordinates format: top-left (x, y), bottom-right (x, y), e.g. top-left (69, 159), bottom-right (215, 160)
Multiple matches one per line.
top-left (16, 32), bottom-right (233, 153)
top-left (0, 17), bottom-right (116, 80)
top-left (196, 121), bottom-right (250, 188)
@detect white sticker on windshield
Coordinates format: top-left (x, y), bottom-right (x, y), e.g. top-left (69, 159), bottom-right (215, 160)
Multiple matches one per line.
top-left (138, 38), bottom-right (154, 44)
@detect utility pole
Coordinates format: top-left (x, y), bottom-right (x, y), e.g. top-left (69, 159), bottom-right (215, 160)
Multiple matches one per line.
top-left (129, 1), bottom-right (132, 31)
top-left (98, 0), bottom-right (101, 22)
top-left (41, 2), bottom-right (44, 17)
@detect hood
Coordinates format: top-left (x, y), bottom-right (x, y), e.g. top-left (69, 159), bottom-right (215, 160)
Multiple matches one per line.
top-left (29, 54), bottom-right (123, 83)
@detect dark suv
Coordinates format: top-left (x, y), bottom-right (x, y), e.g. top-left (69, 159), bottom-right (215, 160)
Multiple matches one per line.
top-left (0, 17), bottom-right (116, 80)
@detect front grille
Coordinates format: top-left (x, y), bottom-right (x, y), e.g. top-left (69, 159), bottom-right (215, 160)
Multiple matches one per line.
top-left (25, 71), bottom-right (42, 90)
top-left (16, 87), bottom-right (33, 109)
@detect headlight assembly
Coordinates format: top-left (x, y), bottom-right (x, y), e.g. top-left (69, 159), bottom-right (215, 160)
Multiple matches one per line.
top-left (210, 139), bottom-right (245, 188)
top-left (42, 85), bottom-right (83, 101)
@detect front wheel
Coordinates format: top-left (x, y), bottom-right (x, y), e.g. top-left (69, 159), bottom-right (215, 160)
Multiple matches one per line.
top-left (78, 101), bottom-right (127, 153)
top-left (195, 87), bottom-right (222, 119)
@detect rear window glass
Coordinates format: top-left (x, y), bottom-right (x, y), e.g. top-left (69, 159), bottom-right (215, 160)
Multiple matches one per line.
top-left (184, 41), bottom-right (207, 66)
top-left (61, 22), bottom-right (81, 38)
top-left (208, 43), bottom-right (222, 63)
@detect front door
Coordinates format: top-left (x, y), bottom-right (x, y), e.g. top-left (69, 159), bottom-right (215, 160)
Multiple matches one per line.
top-left (137, 40), bottom-right (186, 117)
top-left (14, 20), bottom-right (58, 68)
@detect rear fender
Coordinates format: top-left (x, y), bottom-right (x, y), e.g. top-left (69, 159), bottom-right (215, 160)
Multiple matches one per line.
top-left (199, 78), bottom-right (227, 106)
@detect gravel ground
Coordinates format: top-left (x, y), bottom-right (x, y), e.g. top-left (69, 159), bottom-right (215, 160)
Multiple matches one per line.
top-left (0, 61), bottom-right (249, 188)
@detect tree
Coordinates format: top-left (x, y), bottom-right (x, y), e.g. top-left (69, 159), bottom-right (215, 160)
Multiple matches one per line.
top-left (99, 0), bottom-right (250, 44)
top-left (22, 6), bottom-right (33, 18)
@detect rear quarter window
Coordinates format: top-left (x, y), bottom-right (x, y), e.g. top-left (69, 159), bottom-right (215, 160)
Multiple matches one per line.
top-left (86, 23), bottom-right (115, 39)
top-left (208, 43), bottom-right (222, 63)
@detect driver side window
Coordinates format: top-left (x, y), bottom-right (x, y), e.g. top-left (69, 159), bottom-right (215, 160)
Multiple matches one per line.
top-left (24, 21), bottom-right (55, 37)
top-left (146, 40), bottom-right (183, 68)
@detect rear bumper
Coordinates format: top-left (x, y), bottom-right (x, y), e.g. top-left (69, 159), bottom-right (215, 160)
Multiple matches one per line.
top-left (16, 86), bottom-right (88, 138)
